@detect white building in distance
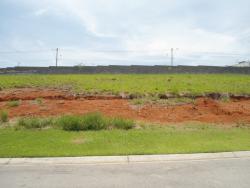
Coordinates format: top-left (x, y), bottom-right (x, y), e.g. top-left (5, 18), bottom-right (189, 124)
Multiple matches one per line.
top-left (233, 61), bottom-right (250, 67)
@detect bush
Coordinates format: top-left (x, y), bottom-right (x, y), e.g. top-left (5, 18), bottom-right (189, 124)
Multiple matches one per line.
top-left (111, 118), bottom-right (134, 130)
top-left (8, 100), bottom-right (21, 107)
top-left (81, 113), bottom-right (108, 131)
top-left (35, 98), bottom-right (43, 105)
top-left (56, 115), bottom-right (82, 131)
top-left (14, 113), bottom-right (135, 131)
top-left (57, 113), bottom-right (108, 131)
top-left (0, 110), bottom-right (8, 123)
top-left (17, 117), bottom-right (52, 129)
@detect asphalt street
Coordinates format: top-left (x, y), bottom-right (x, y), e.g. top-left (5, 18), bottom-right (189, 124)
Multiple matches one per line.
top-left (0, 157), bottom-right (249, 188)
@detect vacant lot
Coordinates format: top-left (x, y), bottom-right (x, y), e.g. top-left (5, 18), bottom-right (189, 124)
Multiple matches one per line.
top-left (0, 74), bottom-right (250, 157)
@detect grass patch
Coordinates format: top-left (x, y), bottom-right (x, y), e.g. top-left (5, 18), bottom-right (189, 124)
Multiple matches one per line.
top-left (131, 97), bottom-right (194, 106)
top-left (56, 115), bottom-right (83, 131)
top-left (14, 113), bottom-right (135, 131)
top-left (8, 100), bottom-right (21, 107)
top-left (0, 110), bottom-right (8, 123)
top-left (56, 113), bottom-right (108, 131)
top-left (111, 118), bottom-right (134, 130)
top-left (0, 125), bottom-right (249, 157)
top-left (56, 113), bottom-right (134, 131)
top-left (0, 74), bottom-right (249, 96)
top-left (79, 113), bottom-right (108, 131)
top-left (17, 117), bottom-right (53, 130)
top-left (35, 98), bottom-right (43, 105)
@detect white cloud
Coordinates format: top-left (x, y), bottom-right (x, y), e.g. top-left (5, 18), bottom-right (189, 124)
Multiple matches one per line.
top-left (34, 7), bottom-right (50, 16)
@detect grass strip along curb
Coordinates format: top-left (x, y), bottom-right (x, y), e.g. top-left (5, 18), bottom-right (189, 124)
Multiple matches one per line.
top-left (0, 116), bottom-right (250, 157)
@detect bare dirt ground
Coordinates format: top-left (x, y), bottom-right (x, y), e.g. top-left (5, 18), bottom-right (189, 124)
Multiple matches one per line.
top-left (0, 88), bottom-right (250, 124)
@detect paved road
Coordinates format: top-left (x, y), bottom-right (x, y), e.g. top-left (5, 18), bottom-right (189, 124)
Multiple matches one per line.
top-left (0, 158), bottom-right (249, 188)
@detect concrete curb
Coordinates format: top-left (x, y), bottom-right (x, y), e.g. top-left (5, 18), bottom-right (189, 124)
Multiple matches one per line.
top-left (0, 151), bottom-right (250, 165)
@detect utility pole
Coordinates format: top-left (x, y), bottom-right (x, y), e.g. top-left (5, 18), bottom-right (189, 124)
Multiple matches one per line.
top-left (171, 48), bottom-right (174, 66)
top-left (55, 48), bottom-right (59, 67)
top-left (170, 48), bottom-right (178, 66)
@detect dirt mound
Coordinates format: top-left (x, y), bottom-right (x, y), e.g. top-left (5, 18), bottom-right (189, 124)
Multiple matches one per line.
top-left (0, 88), bottom-right (71, 101)
top-left (0, 88), bottom-right (121, 101)
top-left (0, 88), bottom-right (250, 124)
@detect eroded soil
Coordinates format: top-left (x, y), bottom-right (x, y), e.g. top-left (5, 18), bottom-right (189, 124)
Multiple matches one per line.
top-left (0, 88), bottom-right (250, 124)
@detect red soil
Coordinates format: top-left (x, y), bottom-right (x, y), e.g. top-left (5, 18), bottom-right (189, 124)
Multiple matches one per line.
top-left (0, 88), bottom-right (250, 124)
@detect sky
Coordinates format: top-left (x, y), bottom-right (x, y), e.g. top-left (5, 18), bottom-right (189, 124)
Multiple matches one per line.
top-left (0, 0), bottom-right (250, 67)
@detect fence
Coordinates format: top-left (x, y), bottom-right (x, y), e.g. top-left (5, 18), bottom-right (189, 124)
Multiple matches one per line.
top-left (0, 65), bottom-right (250, 74)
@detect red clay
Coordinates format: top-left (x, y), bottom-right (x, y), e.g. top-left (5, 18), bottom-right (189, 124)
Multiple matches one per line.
top-left (0, 89), bottom-right (250, 124)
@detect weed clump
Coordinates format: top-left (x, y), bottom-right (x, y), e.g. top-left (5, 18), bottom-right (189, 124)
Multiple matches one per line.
top-left (0, 110), bottom-right (8, 123)
top-left (13, 113), bottom-right (134, 131)
top-left (81, 113), bottom-right (108, 130)
top-left (17, 117), bottom-right (53, 129)
top-left (57, 113), bottom-right (107, 131)
top-left (8, 100), bottom-right (21, 107)
top-left (111, 118), bottom-right (134, 130)
top-left (56, 115), bottom-right (82, 131)
top-left (35, 98), bottom-right (43, 105)
top-left (56, 113), bottom-right (134, 131)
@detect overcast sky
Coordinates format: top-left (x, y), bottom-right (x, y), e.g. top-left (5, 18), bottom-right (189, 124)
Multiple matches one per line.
top-left (0, 0), bottom-right (250, 67)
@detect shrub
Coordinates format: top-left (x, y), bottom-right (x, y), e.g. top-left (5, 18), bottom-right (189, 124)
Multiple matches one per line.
top-left (17, 117), bottom-right (52, 129)
top-left (220, 95), bottom-right (230, 103)
top-left (56, 115), bottom-right (82, 131)
top-left (111, 118), bottom-right (134, 130)
top-left (0, 110), bottom-right (8, 123)
top-left (14, 113), bottom-right (135, 131)
top-left (35, 98), bottom-right (43, 105)
top-left (8, 100), bottom-right (21, 107)
top-left (57, 113), bottom-right (108, 131)
top-left (81, 113), bottom-right (108, 131)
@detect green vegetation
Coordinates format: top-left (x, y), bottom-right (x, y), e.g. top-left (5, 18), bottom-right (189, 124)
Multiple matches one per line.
top-left (0, 74), bottom-right (249, 157)
top-left (35, 98), bottom-right (43, 105)
top-left (0, 74), bottom-right (249, 96)
top-left (0, 124), bottom-right (249, 157)
top-left (7, 100), bottom-right (21, 107)
top-left (56, 116), bottom-right (84, 131)
top-left (0, 110), bottom-right (8, 123)
top-left (15, 114), bottom-right (135, 131)
top-left (17, 117), bottom-right (53, 129)
top-left (111, 118), bottom-right (134, 130)
top-left (131, 97), bottom-right (194, 106)
top-left (57, 113), bottom-right (109, 131)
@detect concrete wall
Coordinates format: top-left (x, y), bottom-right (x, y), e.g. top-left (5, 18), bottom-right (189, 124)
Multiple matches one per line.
top-left (0, 66), bottom-right (250, 74)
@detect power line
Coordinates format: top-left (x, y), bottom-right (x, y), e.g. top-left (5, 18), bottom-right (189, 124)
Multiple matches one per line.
top-left (60, 49), bottom-right (166, 53)
top-left (0, 48), bottom-right (249, 67)
top-left (0, 48), bottom-right (249, 56)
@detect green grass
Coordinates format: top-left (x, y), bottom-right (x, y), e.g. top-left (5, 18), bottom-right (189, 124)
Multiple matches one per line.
top-left (111, 118), bottom-right (134, 130)
top-left (7, 100), bottom-right (21, 107)
top-left (0, 125), bottom-right (249, 157)
top-left (56, 113), bottom-right (109, 131)
top-left (17, 117), bottom-right (53, 129)
top-left (15, 114), bottom-right (135, 131)
top-left (131, 97), bottom-right (194, 106)
top-left (0, 74), bottom-right (250, 95)
top-left (35, 98), bottom-right (43, 105)
top-left (0, 110), bottom-right (8, 123)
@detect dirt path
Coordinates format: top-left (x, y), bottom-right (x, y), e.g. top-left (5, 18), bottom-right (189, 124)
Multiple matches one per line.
top-left (0, 88), bottom-right (250, 124)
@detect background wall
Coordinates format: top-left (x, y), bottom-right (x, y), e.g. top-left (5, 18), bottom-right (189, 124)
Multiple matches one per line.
top-left (0, 66), bottom-right (250, 74)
